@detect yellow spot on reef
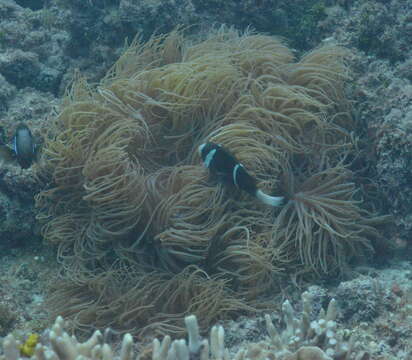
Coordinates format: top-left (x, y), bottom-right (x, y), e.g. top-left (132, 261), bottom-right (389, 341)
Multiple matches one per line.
top-left (19, 334), bottom-right (39, 357)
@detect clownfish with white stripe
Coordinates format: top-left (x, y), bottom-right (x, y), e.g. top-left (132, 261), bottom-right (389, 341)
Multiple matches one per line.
top-left (198, 142), bottom-right (284, 207)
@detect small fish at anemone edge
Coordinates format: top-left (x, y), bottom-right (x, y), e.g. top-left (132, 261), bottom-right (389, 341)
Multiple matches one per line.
top-left (198, 142), bottom-right (284, 207)
top-left (13, 123), bottom-right (36, 169)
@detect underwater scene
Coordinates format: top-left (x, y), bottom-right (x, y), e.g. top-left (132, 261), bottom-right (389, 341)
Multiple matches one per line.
top-left (0, 0), bottom-right (411, 359)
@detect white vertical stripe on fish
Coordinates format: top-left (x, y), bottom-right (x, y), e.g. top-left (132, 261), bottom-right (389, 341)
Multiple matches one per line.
top-left (204, 149), bottom-right (216, 168)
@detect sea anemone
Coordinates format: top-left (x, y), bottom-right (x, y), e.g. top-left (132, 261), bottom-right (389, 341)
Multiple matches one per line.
top-left (35, 27), bottom-right (386, 337)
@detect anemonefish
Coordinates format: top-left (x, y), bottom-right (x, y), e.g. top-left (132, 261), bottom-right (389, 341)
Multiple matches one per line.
top-left (13, 123), bottom-right (36, 169)
top-left (198, 142), bottom-right (284, 207)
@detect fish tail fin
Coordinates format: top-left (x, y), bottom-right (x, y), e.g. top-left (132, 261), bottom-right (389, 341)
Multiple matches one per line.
top-left (256, 189), bottom-right (284, 207)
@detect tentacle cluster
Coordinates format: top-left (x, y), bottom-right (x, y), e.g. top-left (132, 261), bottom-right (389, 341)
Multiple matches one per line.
top-left (35, 28), bottom-right (387, 337)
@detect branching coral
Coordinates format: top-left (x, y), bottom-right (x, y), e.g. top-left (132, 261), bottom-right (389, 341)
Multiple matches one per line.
top-left (150, 292), bottom-right (371, 360)
top-left (34, 27), bottom-right (388, 337)
top-left (0, 292), bottom-right (376, 360)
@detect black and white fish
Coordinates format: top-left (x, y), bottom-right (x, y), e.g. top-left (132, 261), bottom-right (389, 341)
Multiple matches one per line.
top-left (198, 142), bottom-right (284, 207)
top-left (13, 123), bottom-right (36, 169)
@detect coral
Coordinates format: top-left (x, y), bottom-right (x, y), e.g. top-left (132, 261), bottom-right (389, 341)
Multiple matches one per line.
top-left (0, 303), bottom-right (17, 337)
top-left (335, 277), bottom-right (390, 324)
top-left (19, 334), bottom-right (39, 357)
top-left (0, 50), bottom-right (40, 89)
top-left (0, 74), bottom-right (16, 111)
top-left (1, 316), bottom-right (127, 360)
top-left (271, 0), bottom-right (328, 50)
top-left (34, 28), bottom-right (386, 336)
top-left (353, 2), bottom-right (408, 63)
top-left (0, 293), bottom-right (374, 360)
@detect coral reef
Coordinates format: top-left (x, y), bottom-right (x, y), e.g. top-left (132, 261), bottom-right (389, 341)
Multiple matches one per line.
top-left (34, 28), bottom-right (387, 337)
top-left (0, 0), bottom-right (410, 357)
top-left (327, 0), bottom-right (412, 249)
top-left (0, 250), bottom-right (55, 337)
top-left (0, 164), bottom-right (41, 252)
top-left (0, 293), bottom-right (375, 360)
top-left (3, 267), bottom-right (412, 360)
top-left (0, 304), bottom-right (17, 337)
